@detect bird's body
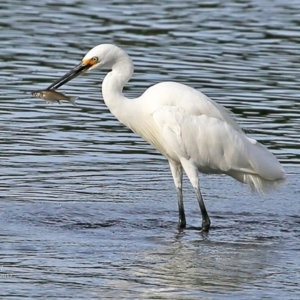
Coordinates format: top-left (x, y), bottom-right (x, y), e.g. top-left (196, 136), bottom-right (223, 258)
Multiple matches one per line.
top-left (111, 81), bottom-right (281, 180)
top-left (48, 44), bottom-right (285, 231)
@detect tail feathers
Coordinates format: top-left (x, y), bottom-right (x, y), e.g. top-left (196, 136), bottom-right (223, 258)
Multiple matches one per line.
top-left (229, 171), bottom-right (286, 194)
top-left (244, 173), bottom-right (286, 194)
top-left (234, 138), bottom-right (286, 193)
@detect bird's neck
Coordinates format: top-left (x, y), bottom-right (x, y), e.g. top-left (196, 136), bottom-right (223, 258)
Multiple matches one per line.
top-left (102, 56), bottom-right (134, 126)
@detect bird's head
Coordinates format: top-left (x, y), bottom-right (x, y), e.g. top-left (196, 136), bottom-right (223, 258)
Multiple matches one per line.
top-left (47, 44), bottom-right (122, 90)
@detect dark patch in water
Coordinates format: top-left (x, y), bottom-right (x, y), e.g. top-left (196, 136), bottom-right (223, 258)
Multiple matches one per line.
top-left (63, 220), bottom-right (118, 229)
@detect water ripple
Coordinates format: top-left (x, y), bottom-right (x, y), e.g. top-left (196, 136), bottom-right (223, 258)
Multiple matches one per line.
top-left (0, 0), bottom-right (299, 299)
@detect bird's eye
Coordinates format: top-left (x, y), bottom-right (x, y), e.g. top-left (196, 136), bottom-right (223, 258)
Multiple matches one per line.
top-left (91, 56), bottom-right (98, 63)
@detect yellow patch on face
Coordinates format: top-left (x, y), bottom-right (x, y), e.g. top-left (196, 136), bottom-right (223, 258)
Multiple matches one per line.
top-left (82, 57), bottom-right (98, 66)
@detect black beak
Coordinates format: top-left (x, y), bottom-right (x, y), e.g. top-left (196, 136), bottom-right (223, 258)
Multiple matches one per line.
top-left (47, 62), bottom-right (90, 90)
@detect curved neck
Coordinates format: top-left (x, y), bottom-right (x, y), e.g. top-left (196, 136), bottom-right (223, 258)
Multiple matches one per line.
top-left (102, 53), bottom-right (134, 125)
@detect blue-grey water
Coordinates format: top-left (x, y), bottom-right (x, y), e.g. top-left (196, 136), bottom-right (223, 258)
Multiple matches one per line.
top-left (0, 0), bottom-right (300, 299)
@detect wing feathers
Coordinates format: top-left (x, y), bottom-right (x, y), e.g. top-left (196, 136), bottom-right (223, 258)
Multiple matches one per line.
top-left (153, 106), bottom-right (285, 183)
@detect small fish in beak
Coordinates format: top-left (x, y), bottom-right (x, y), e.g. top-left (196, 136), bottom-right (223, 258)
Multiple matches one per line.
top-left (32, 90), bottom-right (77, 105)
top-left (32, 58), bottom-right (96, 105)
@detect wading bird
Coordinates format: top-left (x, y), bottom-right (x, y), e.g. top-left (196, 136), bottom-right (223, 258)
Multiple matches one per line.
top-left (47, 44), bottom-right (285, 231)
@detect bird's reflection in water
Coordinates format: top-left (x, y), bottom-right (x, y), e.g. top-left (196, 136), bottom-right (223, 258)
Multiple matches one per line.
top-left (124, 230), bottom-right (278, 298)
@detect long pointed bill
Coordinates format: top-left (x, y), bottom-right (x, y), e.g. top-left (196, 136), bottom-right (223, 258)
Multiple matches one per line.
top-left (47, 62), bottom-right (91, 90)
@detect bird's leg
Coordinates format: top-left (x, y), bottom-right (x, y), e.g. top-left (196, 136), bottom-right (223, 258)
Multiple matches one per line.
top-left (195, 187), bottom-right (211, 232)
top-left (179, 158), bottom-right (211, 231)
top-left (169, 161), bottom-right (186, 228)
top-left (176, 186), bottom-right (186, 228)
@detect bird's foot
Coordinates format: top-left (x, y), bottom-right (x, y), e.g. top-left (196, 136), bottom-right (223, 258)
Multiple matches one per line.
top-left (178, 218), bottom-right (186, 229)
top-left (201, 218), bottom-right (211, 232)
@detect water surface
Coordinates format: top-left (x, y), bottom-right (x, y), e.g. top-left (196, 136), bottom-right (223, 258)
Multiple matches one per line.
top-left (0, 0), bottom-right (300, 299)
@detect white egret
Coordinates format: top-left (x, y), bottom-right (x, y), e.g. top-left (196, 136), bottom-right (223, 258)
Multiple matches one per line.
top-left (48, 44), bottom-right (285, 231)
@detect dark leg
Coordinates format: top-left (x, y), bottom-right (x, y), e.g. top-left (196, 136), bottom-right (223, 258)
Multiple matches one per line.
top-left (177, 186), bottom-right (186, 228)
top-left (195, 188), bottom-right (211, 231)
top-left (179, 157), bottom-right (211, 231)
top-left (168, 160), bottom-right (186, 228)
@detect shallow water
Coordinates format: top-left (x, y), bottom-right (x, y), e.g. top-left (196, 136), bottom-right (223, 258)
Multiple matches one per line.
top-left (0, 0), bottom-right (300, 299)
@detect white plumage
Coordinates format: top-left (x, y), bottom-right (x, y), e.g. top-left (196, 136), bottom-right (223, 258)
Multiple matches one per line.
top-left (49, 44), bottom-right (286, 231)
